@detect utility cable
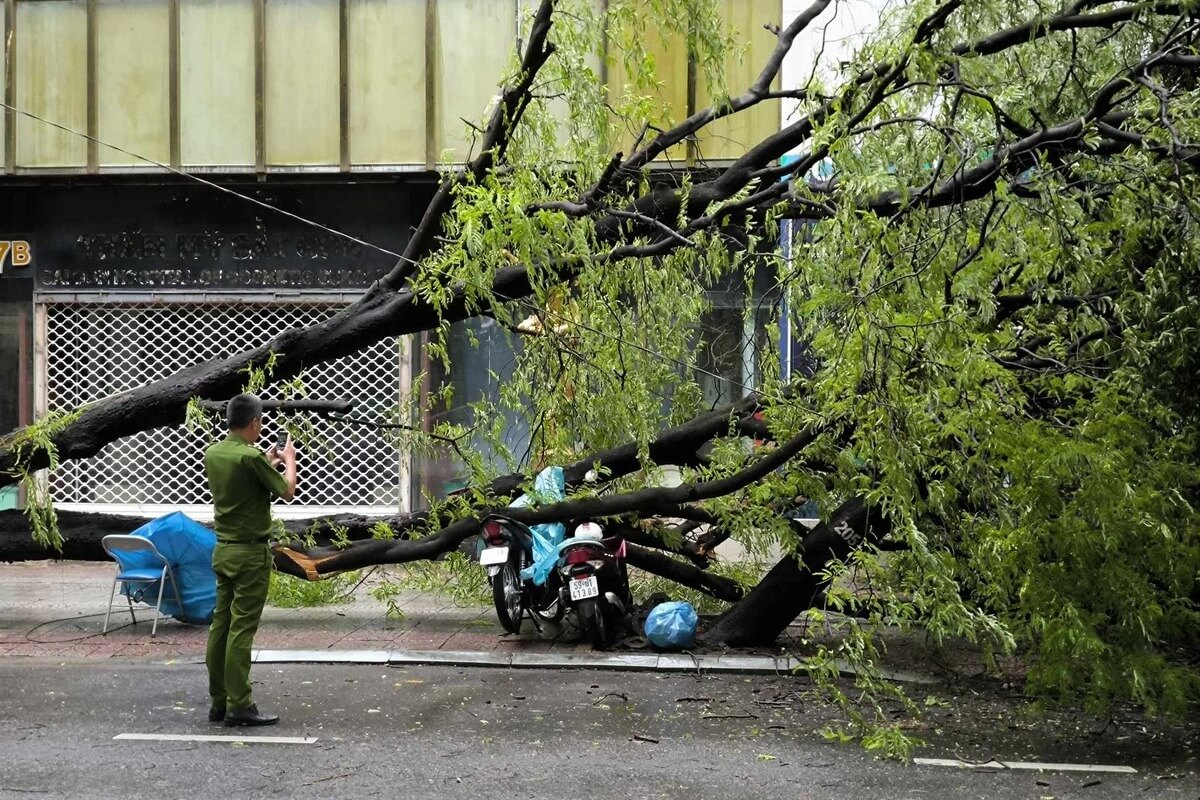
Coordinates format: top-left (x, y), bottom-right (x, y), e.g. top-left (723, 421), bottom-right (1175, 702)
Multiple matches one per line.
top-left (25, 611), bottom-right (139, 643)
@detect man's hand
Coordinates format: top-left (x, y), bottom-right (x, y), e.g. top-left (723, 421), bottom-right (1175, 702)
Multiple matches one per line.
top-left (280, 438), bottom-right (297, 465)
top-left (278, 438), bottom-right (298, 502)
top-left (267, 446), bottom-right (284, 467)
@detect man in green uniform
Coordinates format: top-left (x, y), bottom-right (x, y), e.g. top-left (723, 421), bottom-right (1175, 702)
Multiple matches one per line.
top-left (204, 393), bottom-right (297, 727)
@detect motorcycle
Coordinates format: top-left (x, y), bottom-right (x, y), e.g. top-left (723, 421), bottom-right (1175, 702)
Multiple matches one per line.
top-left (478, 514), bottom-right (564, 634)
top-left (556, 518), bottom-right (632, 650)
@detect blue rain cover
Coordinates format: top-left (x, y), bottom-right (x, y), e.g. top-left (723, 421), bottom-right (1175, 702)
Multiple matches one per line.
top-left (118, 511), bottom-right (217, 625)
top-left (514, 466), bottom-right (566, 586)
top-left (644, 601), bottom-right (699, 649)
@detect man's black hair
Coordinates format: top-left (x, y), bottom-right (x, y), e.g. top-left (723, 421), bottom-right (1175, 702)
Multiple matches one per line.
top-left (226, 393), bottom-right (263, 430)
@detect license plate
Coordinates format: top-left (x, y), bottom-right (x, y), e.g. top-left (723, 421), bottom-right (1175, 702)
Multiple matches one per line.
top-left (479, 547), bottom-right (509, 566)
top-left (569, 575), bottom-right (599, 601)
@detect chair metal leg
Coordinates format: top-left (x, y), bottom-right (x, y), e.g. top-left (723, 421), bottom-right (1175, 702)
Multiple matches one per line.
top-left (168, 570), bottom-right (184, 618)
top-left (151, 570), bottom-right (168, 638)
top-left (102, 577), bottom-right (119, 635)
top-left (126, 589), bottom-right (137, 625)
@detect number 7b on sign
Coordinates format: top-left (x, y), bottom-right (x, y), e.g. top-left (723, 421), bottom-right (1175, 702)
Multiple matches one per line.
top-left (0, 240), bottom-right (32, 274)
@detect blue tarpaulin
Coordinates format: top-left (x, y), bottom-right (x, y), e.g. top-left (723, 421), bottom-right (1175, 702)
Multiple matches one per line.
top-left (514, 466), bottom-right (566, 586)
top-left (117, 512), bottom-right (217, 625)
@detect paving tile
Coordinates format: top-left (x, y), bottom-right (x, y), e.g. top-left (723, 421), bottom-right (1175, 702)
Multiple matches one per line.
top-left (1, 561), bottom-right (939, 678)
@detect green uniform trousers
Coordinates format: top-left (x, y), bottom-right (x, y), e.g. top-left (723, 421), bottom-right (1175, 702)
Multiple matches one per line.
top-left (206, 542), bottom-right (272, 710)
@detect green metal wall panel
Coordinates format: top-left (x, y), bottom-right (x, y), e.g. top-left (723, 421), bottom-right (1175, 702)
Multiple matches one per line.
top-left (16, 0), bottom-right (87, 167)
top-left (348, 0), bottom-right (424, 164)
top-left (433, 0), bottom-right (516, 162)
top-left (96, 0), bottom-right (170, 166)
top-left (265, 0), bottom-right (340, 165)
top-left (179, 0), bottom-right (256, 166)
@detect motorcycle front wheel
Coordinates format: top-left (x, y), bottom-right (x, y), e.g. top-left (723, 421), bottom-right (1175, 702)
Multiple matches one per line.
top-left (492, 549), bottom-right (525, 634)
top-left (576, 598), bottom-right (609, 651)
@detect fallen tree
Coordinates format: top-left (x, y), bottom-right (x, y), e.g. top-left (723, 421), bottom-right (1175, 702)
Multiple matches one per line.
top-left (1, 0), bottom-right (1198, 718)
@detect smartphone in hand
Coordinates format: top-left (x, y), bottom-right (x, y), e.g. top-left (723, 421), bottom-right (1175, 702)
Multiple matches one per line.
top-left (273, 430), bottom-right (290, 469)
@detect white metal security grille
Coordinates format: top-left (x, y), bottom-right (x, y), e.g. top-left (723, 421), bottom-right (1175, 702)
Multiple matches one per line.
top-left (43, 302), bottom-right (405, 515)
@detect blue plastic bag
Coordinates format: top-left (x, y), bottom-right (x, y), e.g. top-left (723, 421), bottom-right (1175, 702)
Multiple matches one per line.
top-left (644, 601), bottom-right (698, 649)
top-left (512, 466), bottom-right (566, 586)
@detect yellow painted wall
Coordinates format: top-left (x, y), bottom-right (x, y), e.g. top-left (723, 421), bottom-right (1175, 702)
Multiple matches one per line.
top-left (605, 19), bottom-right (689, 161)
top-left (1, 1), bottom-right (6, 167)
top-left (605, 0), bottom-right (781, 163)
top-left (696, 0), bottom-right (780, 161)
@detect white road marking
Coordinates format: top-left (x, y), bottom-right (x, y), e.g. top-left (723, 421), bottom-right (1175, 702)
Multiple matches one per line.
top-left (914, 757), bottom-right (1136, 774)
top-left (114, 733), bottom-right (317, 745)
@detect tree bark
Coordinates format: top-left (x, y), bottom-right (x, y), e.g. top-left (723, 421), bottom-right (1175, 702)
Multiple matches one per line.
top-left (0, 510), bottom-right (152, 563)
top-left (624, 543), bottom-right (743, 602)
top-left (702, 496), bottom-right (891, 646)
top-left (0, 508), bottom-right (743, 600)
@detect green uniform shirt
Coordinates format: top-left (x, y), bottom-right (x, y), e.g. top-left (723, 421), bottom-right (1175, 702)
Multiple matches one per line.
top-left (204, 433), bottom-right (288, 544)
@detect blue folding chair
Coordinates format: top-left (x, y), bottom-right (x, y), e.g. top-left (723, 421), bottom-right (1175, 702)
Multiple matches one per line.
top-left (101, 534), bottom-right (184, 637)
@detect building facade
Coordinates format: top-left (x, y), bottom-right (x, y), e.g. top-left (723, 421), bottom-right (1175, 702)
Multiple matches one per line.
top-left (0, 0), bottom-right (782, 517)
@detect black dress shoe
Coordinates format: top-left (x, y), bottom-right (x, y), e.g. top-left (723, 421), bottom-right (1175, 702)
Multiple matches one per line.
top-left (208, 704), bottom-right (226, 722)
top-left (224, 704), bottom-right (279, 727)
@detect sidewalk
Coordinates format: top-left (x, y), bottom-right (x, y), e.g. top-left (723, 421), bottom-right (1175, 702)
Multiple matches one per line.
top-left (0, 560), bottom-right (578, 662)
top-left (0, 560), bottom-right (946, 682)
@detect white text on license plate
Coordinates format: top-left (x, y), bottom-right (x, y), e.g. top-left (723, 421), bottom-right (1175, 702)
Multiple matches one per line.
top-left (479, 547), bottom-right (509, 566)
top-left (569, 575), bottom-right (599, 601)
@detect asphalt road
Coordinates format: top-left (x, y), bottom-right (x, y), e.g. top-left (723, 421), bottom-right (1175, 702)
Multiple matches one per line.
top-left (0, 660), bottom-right (1193, 800)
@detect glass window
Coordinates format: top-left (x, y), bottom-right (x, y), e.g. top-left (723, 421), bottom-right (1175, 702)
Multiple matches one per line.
top-left (180, 0), bottom-right (255, 166)
top-left (411, 319), bottom-right (527, 507)
top-left (96, 0), bottom-right (170, 166)
top-left (265, 0), bottom-right (339, 165)
top-left (15, 0), bottom-right (87, 168)
top-left (696, 300), bottom-right (772, 409)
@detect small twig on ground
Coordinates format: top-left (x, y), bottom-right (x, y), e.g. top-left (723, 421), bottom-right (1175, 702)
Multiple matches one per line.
top-left (302, 773), bottom-right (351, 787)
top-left (593, 692), bottom-right (629, 705)
top-left (632, 734), bottom-right (660, 744)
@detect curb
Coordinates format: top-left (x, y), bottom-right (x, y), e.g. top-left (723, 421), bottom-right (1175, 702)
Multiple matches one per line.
top-left (250, 648), bottom-right (940, 684)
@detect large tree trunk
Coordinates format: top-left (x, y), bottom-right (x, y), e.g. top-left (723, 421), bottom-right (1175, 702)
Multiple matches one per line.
top-left (0, 510), bottom-right (152, 563)
top-left (0, 391), bottom-right (768, 560)
top-left (702, 496), bottom-right (890, 647)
